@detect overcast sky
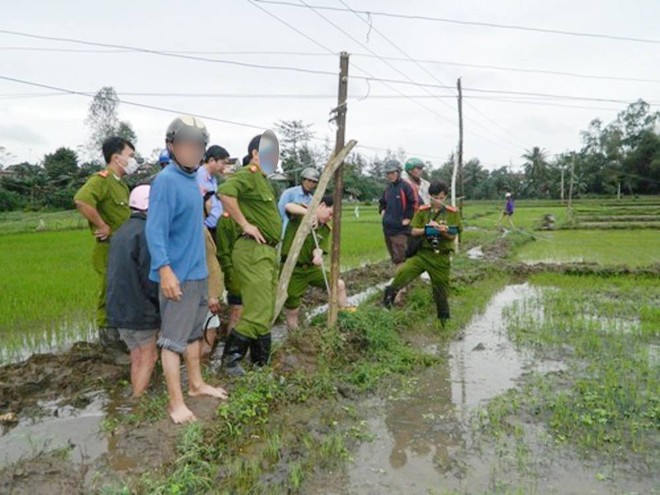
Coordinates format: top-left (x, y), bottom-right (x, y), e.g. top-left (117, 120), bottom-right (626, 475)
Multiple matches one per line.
top-left (1, 0), bottom-right (659, 170)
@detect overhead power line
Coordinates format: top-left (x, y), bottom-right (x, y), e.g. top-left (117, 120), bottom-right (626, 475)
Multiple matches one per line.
top-left (337, 0), bottom-right (530, 150)
top-left (4, 44), bottom-right (658, 85)
top-left (0, 74), bottom-right (449, 161)
top-left (252, 0), bottom-right (660, 45)
top-left (0, 29), bottom-right (337, 77)
top-left (0, 29), bottom-right (655, 106)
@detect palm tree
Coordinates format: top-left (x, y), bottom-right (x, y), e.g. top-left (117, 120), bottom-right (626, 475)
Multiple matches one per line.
top-left (522, 147), bottom-right (551, 198)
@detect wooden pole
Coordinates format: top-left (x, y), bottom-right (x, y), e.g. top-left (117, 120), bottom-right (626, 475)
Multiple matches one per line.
top-left (457, 78), bottom-right (464, 201)
top-left (567, 156), bottom-right (575, 209)
top-left (451, 77), bottom-right (463, 252)
top-left (272, 140), bottom-right (357, 324)
top-left (328, 52), bottom-right (349, 327)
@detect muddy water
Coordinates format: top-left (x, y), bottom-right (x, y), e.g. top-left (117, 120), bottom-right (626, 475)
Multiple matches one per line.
top-left (0, 392), bottom-right (108, 467)
top-left (316, 284), bottom-right (647, 495)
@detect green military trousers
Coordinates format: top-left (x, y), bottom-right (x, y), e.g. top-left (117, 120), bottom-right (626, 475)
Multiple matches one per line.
top-left (391, 249), bottom-right (452, 320)
top-left (232, 237), bottom-right (279, 339)
top-left (91, 241), bottom-right (110, 328)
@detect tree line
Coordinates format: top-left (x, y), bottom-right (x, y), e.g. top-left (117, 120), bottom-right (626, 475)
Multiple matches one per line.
top-left (1, 88), bottom-right (658, 212)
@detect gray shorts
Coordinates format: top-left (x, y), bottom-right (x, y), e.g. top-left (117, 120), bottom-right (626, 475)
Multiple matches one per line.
top-left (118, 328), bottom-right (159, 351)
top-left (158, 279), bottom-right (208, 355)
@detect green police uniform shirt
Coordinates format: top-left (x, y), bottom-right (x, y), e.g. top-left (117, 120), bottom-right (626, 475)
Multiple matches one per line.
top-left (74, 168), bottom-right (130, 235)
top-left (411, 204), bottom-right (462, 253)
top-left (218, 164), bottom-right (282, 246)
top-left (281, 208), bottom-right (331, 265)
top-left (216, 212), bottom-right (241, 270)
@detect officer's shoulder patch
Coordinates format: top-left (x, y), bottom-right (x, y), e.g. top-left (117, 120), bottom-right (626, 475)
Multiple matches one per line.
top-left (419, 204), bottom-right (431, 211)
top-left (97, 170), bottom-right (109, 178)
top-left (445, 205), bottom-right (458, 213)
top-left (249, 165), bottom-right (258, 173)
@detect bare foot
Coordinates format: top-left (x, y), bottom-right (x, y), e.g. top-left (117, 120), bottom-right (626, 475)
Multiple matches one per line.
top-left (168, 403), bottom-right (197, 424)
top-left (189, 383), bottom-right (229, 400)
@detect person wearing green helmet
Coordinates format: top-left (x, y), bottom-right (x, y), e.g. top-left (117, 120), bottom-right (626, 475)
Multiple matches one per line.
top-left (404, 157), bottom-right (431, 206)
top-left (379, 159), bottom-right (417, 267)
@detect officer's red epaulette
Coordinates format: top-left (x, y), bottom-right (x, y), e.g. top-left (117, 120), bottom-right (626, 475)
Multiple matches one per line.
top-left (419, 204), bottom-right (432, 211)
top-left (445, 205), bottom-right (458, 213)
top-left (97, 170), bottom-right (109, 178)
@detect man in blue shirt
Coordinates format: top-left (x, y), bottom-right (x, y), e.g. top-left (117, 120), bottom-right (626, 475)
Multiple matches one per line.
top-left (196, 145), bottom-right (230, 239)
top-left (277, 167), bottom-right (319, 235)
top-left (146, 115), bottom-right (228, 424)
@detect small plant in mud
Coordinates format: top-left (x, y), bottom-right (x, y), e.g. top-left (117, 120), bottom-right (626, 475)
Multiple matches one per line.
top-left (490, 273), bottom-right (659, 462)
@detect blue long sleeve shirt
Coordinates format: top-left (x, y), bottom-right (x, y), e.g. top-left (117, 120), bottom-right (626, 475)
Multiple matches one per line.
top-left (146, 162), bottom-right (208, 283)
top-left (196, 166), bottom-right (222, 228)
top-left (278, 185), bottom-right (313, 236)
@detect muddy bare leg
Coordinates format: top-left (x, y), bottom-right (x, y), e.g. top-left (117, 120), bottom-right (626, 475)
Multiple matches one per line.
top-left (161, 348), bottom-right (196, 424)
top-left (186, 340), bottom-right (228, 399)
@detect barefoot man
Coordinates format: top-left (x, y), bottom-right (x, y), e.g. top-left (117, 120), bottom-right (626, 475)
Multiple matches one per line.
top-left (146, 115), bottom-right (228, 423)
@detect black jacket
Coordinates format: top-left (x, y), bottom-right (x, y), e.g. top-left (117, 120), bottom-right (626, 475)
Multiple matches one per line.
top-left (379, 179), bottom-right (416, 235)
top-left (106, 213), bottom-right (161, 330)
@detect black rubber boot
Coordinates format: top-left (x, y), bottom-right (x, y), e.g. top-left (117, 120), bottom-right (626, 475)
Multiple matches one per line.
top-left (251, 333), bottom-right (272, 367)
top-left (222, 330), bottom-right (252, 377)
top-left (383, 286), bottom-right (398, 309)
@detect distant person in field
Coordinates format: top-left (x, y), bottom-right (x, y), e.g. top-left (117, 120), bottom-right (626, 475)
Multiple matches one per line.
top-left (280, 195), bottom-right (353, 330)
top-left (146, 115), bottom-right (228, 424)
top-left (106, 185), bottom-right (159, 397)
top-left (497, 191), bottom-right (515, 229)
top-left (74, 136), bottom-right (137, 351)
top-left (403, 157), bottom-right (431, 206)
top-left (278, 167), bottom-right (320, 235)
top-left (379, 159), bottom-right (417, 268)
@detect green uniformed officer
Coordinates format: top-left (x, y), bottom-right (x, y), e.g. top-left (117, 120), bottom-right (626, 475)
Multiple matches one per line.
top-left (216, 211), bottom-right (243, 333)
top-left (74, 136), bottom-right (137, 347)
top-left (281, 195), bottom-right (352, 330)
top-left (218, 134), bottom-right (282, 376)
top-left (383, 180), bottom-right (462, 326)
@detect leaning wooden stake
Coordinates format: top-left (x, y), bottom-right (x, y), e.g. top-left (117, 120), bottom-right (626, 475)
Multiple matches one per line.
top-left (272, 139), bottom-right (357, 325)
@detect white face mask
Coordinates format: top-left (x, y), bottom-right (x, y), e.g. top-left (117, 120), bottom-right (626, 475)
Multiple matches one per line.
top-left (122, 157), bottom-right (140, 175)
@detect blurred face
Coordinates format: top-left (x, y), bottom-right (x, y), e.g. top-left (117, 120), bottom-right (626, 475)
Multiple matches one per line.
top-left (302, 178), bottom-right (318, 193)
top-left (430, 191), bottom-right (447, 208)
top-left (317, 203), bottom-right (333, 224)
top-left (170, 139), bottom-right (205, 170)
top-left (386, 170), bottom-right (399, 183)
top-left (206, 157), bottom-right (228, 175)
top-left (408, 166), bottom-right (424, 180)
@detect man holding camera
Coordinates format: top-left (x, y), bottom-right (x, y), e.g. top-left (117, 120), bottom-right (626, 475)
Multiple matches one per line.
top-left (383, 180), bottom-right (462, 327)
